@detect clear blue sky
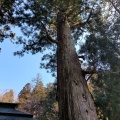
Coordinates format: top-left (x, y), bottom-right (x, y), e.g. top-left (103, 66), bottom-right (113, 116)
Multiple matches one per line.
top-left (0, 27), bottom-right (55, 98)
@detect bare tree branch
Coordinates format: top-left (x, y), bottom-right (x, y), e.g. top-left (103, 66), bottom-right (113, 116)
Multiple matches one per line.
top-left (104, 70), bottom-right (120, 74)
top-left (66, 7), bottom-right (85, 18)
top-left (86, 73), bottom-right (94, 82)
top-left (108, 0), bottom-right (120, 14)
top-left (70, 4), bottom-right (94, 29)
top-left (86, 70), bottom-right (120, 82)
top-left (71, 9), bottom-right (93, 29)
top-left (41, 22), bottom-right (59, 44)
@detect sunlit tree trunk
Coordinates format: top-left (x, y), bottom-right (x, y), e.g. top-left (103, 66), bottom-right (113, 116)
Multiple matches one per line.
top-left (57, 13), bottom-right (98, 120)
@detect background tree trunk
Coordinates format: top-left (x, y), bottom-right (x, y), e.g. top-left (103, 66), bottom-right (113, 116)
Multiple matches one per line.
top-left (57, 14), bottom-right (98, 120)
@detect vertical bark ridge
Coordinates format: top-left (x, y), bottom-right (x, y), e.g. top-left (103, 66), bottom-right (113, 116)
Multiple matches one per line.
top-left (57, 14), bottom-right (98, 120)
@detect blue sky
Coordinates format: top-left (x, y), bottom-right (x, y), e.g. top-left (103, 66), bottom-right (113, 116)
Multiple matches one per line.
top-left (0, 27), bottom-right (55, 98)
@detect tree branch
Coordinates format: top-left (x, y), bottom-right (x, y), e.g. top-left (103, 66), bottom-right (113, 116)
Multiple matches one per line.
top-left (81, 69), bottom-right (96, 80)
top-left (70, 4), bottom-right (94, 29)
top-left (104, 70), bottom-right (120, 74)
top-left (86, 73), bottom-right (94, 82)
top-left (41, 22), bottom-right (59, 44)
top-left (108, 0), bottom-right (120, 14)
top-left (66, 7), bottom-right (85, 18)
top-left (86, 70), bottom-right (120, 82)
top-left (78, 55), bottom-right (85, 60)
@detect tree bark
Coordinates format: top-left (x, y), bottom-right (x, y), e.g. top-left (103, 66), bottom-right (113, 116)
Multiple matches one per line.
top-left (57, 13), bottom-right (98, 120)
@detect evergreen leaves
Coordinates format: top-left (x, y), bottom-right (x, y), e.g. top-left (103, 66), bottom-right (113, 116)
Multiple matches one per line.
top-left (79, 10), bottom-right (120, 119)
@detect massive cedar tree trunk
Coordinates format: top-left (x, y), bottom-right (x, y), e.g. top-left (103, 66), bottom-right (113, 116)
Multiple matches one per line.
top-left (57, 14), bottom-right (98, 120)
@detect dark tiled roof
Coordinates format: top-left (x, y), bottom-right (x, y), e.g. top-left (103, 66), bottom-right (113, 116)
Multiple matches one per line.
top-left (0, 107), bottom-right (32, 117)
top-left (0, 102), bottom-right (36, 120)
top-left (0, 115), bottom-right (36, 120)
top-left (0, 102), bottom-right (18, 108)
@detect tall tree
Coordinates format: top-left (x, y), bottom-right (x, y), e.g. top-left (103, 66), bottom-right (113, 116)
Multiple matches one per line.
top-left (0, 89), bottom-right (14, 103)
top-left (10, 0), bottom-right (119, 119)
top-left (18, 83), bottom-right (31, 112)
top-left (31, 75), bottom-right (46, 118)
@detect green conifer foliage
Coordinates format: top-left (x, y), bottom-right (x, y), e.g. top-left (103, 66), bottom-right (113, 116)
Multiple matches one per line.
top-left (0, 0), bottom-right (15, 43)
top-left (79, 12), bottom-right (120, 119)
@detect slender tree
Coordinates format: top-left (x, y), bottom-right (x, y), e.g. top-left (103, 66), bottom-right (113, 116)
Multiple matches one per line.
top-left (31, 78), bottom-right (46, 118)
top-left (18, 83), bottom-right (31, 112)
